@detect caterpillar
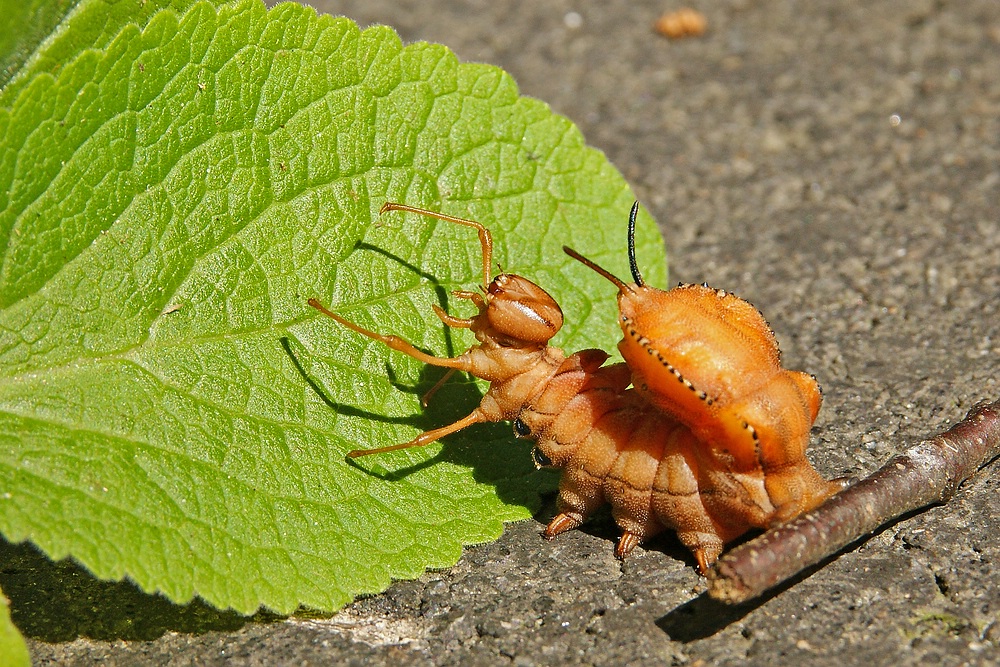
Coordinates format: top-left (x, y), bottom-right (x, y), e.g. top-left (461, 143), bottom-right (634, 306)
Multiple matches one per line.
top-left (308, 202), bottom-right (844, 572)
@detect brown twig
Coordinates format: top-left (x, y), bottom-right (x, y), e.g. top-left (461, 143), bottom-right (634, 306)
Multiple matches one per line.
top-left (707, 398), bottom-right (1000, 604)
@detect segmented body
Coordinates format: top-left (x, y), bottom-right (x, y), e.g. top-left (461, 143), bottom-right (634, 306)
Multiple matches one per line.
top-left (499, 287), bottom-right (839, 572)
top-left (613, 282), bottom-right (843, 527)
top-left (310, 202), bottom-right (842, 572)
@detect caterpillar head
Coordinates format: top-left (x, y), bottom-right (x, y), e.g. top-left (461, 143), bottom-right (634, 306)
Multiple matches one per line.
top-left (480, 272), bottom-right (564, 346)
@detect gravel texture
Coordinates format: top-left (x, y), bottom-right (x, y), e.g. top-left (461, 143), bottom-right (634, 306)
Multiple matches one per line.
top-left (19, 0), bottom-right (1000, 664)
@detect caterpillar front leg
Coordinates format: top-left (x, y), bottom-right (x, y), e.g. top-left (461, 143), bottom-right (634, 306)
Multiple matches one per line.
top-left (347, 409), bottom-right (487, 458)
top-left (308, 298), bottom-right (477, 370)
top-left (308, 297), bottom-right (491, 458)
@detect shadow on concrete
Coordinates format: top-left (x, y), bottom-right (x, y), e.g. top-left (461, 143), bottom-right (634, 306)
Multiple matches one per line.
top-left (0, 538), bottom-right (282, 642)
top-left (655, 502), bottom-right (945, 641)
top-left (655, 562), bottom-right (826, 642)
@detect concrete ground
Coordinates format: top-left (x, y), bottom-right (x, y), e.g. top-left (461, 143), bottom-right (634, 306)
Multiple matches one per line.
top-left (21, 0), bottom-right (1000, 664)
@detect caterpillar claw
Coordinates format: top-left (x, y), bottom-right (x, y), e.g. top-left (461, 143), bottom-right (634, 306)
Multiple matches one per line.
top-left (542, 512), bottom-right (583, 539)
top-left (695, 549), bottom-right (712, 575)
top-left (615, 531), bottom-right (643, 559)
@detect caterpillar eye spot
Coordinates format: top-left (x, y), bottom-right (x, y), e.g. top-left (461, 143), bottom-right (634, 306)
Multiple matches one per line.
top-left (318, 201), bottom-right (840, 574)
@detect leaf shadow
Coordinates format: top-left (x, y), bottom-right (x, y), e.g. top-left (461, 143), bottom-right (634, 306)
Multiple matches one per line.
top-left (0, 239), bottom-right (563, 644)
top-left (0, 537), bottom-right (280, 642)
top-left (354, 241), bottom-right (469, 358)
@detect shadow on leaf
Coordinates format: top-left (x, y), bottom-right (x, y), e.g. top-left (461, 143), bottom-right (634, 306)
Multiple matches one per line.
top-left (291, 239), bottom-right (557, 506)
top-left (282, 333), bottom-right (555, 500)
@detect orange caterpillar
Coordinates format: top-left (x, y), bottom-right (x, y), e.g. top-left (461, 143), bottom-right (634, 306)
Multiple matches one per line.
top-left (308, 202), bottom-right (843, 572)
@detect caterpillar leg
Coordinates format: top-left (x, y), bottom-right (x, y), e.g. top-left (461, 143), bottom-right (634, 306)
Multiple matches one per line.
top-left (542, 512), bottom-right (585, 538)
top-left (308, 298), bottom-right (476, 371)
top-left (616, 531), bottom-right (643, 559)
top-left (308, 297), bottom-right (491, 458)
top-left (543, 457), bottom-right (613, 539)
top-left (542, 401), bottom-right (643, 548)
top-left (419, 368), bottom-right (457, 407)
top-left (679, 534), bottom-right (724, 574)
top-left (346, 409), bottom-right (486, 458)
top-left (545, 521), bottom-right (651, 562)
top-left (652, 432), bottom-right (733, 573)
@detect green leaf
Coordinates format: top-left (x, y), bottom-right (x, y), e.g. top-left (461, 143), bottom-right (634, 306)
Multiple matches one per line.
top-left (0, 0), bottom-right (79, 89)
top-left (0, 582), bottom-right (30, 667)
top-left (0, 0), bottom-right (666, 614)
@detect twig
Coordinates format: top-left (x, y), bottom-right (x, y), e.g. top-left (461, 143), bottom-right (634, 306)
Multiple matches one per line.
top-left (707, 399), bottom-right (1000, 604)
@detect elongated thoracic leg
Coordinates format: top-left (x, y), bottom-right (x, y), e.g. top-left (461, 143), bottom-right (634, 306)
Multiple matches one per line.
top-left (420, 368), bottom-right (457, 407)
top-left (419, 295), bottom-right (486, 406)
top-left (307, 297), bottom-right (488, 457)
top-left (380, 202), bottom-right (494, 291)
top-left (347, 410), bottom-right (486, 458)
top-left (308, 298), bottom-right (477, 370)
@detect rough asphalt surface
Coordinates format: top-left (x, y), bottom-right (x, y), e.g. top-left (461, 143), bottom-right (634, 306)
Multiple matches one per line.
top-left (20, 0), bottom-right (1000, 665)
